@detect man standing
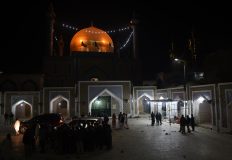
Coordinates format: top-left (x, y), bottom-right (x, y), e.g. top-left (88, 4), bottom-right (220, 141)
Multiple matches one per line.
top-left (151, 112), bottom-right (155, 126)
top-left (190, 114), bottom-right (195, 131)
top-left (179, 115), bottom-right (186, 134)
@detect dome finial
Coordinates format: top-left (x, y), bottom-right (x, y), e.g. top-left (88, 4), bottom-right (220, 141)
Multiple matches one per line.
top-left (91, 21), bottom-right (94, 27)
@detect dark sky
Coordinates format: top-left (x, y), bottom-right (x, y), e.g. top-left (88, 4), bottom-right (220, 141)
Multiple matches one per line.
top-left (1, 1), bottom-right (232, 80)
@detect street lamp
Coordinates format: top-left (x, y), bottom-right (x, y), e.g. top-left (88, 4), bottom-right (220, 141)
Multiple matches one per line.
top-left (174, 58), bottom-right (187, 116)
top-left (174, 58), bottom-right (186, 83)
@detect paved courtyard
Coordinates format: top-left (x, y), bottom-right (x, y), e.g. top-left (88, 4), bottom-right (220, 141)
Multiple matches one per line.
top-left (1, 117), bottom-right (232, 160)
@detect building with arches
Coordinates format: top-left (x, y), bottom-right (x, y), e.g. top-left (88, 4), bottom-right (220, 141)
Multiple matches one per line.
top-left (0, 19), bottom-right (232, 133)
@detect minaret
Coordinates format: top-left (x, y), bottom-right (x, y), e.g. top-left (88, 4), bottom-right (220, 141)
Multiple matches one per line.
top-left (188, 29), bottom-right (197, 61)
top-left (130, 14), bottom-right (141, 85)
top-left (48, 2), bottom-right (56, 56)
top-left (169, 41), bottom-right (175, 59)
top-left (130, 16), bottom-right (139, 59)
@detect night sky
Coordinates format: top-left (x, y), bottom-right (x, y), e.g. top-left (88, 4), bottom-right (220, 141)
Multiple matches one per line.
top-left (1, 1), bottom-right (232, 80)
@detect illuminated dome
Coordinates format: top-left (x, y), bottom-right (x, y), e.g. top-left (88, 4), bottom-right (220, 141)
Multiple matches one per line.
top-left (70, 26), bottom-right (114, 53)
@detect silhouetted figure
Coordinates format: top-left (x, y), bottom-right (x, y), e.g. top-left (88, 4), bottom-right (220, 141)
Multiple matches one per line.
top-left (112, 113), bottom-right (116, 129)
top-left (0, 133), bottom-right (13, 160)
top-left (156, 112), bottom-right (162, 125)
top-left (158, 112), bottom-right (162, 125)
top-left (104, 114), bottom-right (109, 124)
top-left (120, 113), bottom-right (125, 129)
top-left (186, 115), bottom-right (191, 133)
top-left (4, 112), bottom-right (8, 125)
top-left (23, 128), bottom-right (35, 159)
top-left (38, 123), bottom-right (48, 153)
top-left (179, 115), bottom-right (186, 134)
top-left (124, 113), bottom-right (129, 129)
top-left (118, 112), bottom-right (123, 128)
top-left (9, 112), bottom-right (14, 125)
top-left (190, 114), bottom-right (195, 131)
top-left (151, 112), bottom-right (155, 126)
top-left (103, 123), bottom-right (112, 149)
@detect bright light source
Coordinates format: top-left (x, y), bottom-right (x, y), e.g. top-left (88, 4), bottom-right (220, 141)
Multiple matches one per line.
top-left (58, 102), bottom-right (61, 106)
top-left (159, 96), bottom-right (164, 100)
top-left (197, 96), bottom-right (205, 103)
top-left (174, 58), bottom-right (179, 61)
top-left (20, 103), bottom-right (24, 107)
top-left (95, 100), bottom-right (101, 105)
top-left (14, 120), bottom-right (20, 135)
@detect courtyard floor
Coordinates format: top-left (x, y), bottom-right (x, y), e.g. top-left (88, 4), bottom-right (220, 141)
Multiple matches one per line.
top-left (0, 117), bottom-right (232, 160)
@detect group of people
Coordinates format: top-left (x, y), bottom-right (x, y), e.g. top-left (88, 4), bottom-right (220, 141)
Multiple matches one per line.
top-left (151, 112), bottom-right (162, 126)
top-left (179, 114), bottom-right (195, 134)
top-left (22, 118), bottom-right (112, 159)
top-left (112, 112), bottom-right (129, 129)
top-left (150, 112), bottom-right (195, 134)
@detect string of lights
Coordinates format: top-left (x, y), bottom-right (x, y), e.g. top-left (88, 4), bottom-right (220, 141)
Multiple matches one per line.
top-left (62, 23), bottom-right (131, 34)
top-left (61, 23), bottom-right (133, 50)
top-left (119, 31), bottom-right (133, 50)
top-left (62, 24), bottom-right (78, 31)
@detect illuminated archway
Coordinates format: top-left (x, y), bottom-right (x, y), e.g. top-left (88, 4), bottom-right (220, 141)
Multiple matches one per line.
top-left (193, 96), bottom-right (212, 125)
top-left (137, 93), bottom-right (153, 115)
top-left (12, 100), bottom-right (32, 120)
top-left (50, 96), bottom-right (70, 118)
top-left (89, 89), bottom-right (123, 117)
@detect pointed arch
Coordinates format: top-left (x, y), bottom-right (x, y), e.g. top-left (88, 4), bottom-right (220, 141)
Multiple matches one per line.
top-left (12, 100), bottom-right (32, 120)
top-left (137, 93), bottom-right (154, 115)
top-left (89, 89), bottom-right (123, 116)
top-left (50, 95), bottom-right (70, 118)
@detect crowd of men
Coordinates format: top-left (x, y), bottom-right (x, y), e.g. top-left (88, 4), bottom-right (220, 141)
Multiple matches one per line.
top-left (22, 116), bottom-right (112, 159)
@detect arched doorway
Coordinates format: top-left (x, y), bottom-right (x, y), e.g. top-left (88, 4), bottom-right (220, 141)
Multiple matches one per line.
top-left (91, 96), bottom-right (111, 117)
top-left (12, 100), bottom-right (32, 120)
top-left (199, 101), bottom-right (212, 125)
top-left (193, 96), bottom-right (212, 126)
top-left (89, 89), bottom-right (122, 117)
top-left (138, 96), bottom-right (151, 114)
top-left (161, 102), bottom-right (167, 118)
top-left (50, 96), bottom-right (70, 118)
top-left (137, 93), bottom-right (153, 115)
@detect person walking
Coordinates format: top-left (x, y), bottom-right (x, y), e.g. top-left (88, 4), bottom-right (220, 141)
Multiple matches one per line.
top-left (118, 112), bottom-right (123, 128)
top-left (124, 113), bottom-right (129, 129)
top-left (179, 115), bottom-right (186, 134)
top-left (151, 112), bottom-right (155, 126)
top-left (158, 112), bottom-right (162, 125)
top-left (186, 115), bottom-right (191, 133)
top-left (190, 114), bottom-right (195, 131)
top-left (112, 113), bottom-right (116, 129)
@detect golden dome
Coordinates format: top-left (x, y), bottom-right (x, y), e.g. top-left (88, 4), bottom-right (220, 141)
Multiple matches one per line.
top-left (70, 26), bottom-right (114, 53)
